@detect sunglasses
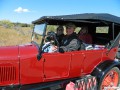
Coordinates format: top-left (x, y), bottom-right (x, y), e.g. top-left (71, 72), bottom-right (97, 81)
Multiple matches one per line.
top-left (57, 29), bottom-right (63, 31)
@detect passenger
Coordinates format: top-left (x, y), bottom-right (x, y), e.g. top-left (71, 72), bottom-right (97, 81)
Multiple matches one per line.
top-left (78, 27), bottom-right (92, 44)
top-left (58, 23), bottom-right (81, 53)
top-left (56, 25), bottom-right (64, 46)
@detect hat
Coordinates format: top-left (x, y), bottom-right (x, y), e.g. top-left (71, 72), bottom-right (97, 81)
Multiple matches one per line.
top-left (65, 23), bottom-right (76, 29)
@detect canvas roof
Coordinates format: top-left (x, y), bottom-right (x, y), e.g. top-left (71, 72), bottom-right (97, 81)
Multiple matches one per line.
top-left (32, 13), bottom-right (120, 25)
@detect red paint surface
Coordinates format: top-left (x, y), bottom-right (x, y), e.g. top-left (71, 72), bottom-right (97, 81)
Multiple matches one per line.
top-left (0, 44), bottom-right (117, 86)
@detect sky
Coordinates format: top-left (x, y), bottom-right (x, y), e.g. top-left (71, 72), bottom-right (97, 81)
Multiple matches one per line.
top-left (0, 0), bottom-right (120, 24)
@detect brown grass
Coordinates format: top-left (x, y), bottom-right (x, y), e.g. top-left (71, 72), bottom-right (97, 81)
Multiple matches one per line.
top-left (0, 26), bottom-right (32, 46)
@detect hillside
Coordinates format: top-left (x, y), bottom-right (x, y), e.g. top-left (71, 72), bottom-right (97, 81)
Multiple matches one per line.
top-left (0, 26), bottom-right (32, 46)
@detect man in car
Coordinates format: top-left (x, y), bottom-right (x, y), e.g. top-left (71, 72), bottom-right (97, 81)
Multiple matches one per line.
top-left (58, 23), bottom-right (81, 53)
top-left (78, 27), bottom-right (92, 44)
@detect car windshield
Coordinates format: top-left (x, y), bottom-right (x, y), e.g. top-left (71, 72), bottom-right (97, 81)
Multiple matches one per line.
top-left (32, 24), bottom-right (46, 46)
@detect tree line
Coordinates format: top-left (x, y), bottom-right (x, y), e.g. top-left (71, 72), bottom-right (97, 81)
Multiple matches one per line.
top-left (0, 20), bottom-right (33, 29)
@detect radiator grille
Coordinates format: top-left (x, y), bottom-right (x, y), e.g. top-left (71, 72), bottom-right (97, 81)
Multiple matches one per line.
top-left (0, 66), bottom-right (16, 82)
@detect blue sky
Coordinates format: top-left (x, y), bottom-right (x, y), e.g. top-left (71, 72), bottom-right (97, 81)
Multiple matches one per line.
top-left (0, 0), bottom-right (120, 24)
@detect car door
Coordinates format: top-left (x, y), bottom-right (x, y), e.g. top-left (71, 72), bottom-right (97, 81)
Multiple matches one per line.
top-left (43, 52), bottom-right (72, 82)
top-left (82, 49), bottom-right (104, 74)
top-left (69, 51), bottom-right (85, 78)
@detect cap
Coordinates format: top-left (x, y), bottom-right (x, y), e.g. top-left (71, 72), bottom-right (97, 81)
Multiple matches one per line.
top-left (65, 23), bottom-right (76, 29)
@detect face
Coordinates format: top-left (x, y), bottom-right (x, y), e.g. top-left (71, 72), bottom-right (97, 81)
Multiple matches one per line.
top-left (66, 27), bottom-right (75, 35)
top-left (57, 29), bottom-right (63, 35)
top-left (80, 27), bottom-right (88, 34)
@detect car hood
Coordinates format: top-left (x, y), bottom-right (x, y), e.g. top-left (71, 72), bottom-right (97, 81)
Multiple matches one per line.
top-left (18, 43), bottom-right (39, 59)
top-left (0, 45), bottom-right (19, 59)
top-left (0, 43), bottom-right (39, 61)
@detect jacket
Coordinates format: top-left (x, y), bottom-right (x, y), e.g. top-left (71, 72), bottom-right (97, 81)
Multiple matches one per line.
top-left (59, 33), bottom-right (81, 52)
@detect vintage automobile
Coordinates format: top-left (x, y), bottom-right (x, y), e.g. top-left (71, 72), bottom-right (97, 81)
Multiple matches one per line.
top-left (0, 13), bottom-right (120, 90)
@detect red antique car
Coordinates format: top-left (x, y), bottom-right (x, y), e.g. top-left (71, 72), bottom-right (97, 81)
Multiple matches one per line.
top-left (0, 13), bottom-right (120, 90)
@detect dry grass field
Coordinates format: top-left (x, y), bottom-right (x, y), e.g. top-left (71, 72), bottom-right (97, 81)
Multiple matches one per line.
top-left (0, 26), bottom-right (32, 46)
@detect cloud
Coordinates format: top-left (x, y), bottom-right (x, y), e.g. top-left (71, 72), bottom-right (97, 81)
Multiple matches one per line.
top-left (14, 7), bottom-right (30, 13)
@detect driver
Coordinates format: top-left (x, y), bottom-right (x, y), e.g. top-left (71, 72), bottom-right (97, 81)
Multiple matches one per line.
top-left (58, 23), bottom-right (81, 52)
top-left (42, 23), bottom-right (81, 53)
top-left (52, 23), bottom-right (81, 53)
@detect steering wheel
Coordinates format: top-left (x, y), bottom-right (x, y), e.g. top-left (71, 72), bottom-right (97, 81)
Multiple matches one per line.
top-left (47, 31), bottom-right (59, 46)
top-left (42, 31), bottom-right (59, 52)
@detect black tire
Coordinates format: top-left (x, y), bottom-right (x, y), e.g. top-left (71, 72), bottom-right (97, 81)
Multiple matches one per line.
top-left (98, 67), bottom-right (120, 90)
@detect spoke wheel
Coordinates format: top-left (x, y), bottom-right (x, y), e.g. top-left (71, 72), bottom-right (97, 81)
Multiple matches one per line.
top-left (100, 67), bottom-right (120, 90)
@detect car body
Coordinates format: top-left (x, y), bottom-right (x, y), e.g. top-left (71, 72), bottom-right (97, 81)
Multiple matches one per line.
top-left (0, 13), bottom-right (120, 90)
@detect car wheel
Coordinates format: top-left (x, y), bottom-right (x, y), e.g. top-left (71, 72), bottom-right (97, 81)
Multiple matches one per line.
top-left (98, 67), bottom-right (120, 90)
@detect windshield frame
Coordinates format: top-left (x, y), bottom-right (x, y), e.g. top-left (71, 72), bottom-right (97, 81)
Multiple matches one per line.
top-left (39, 23), bottom-right (47, 51)
top-left (31, 23), bottom-right (47, 50)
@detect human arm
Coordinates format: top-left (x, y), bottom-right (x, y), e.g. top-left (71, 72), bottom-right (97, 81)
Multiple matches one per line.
top-left (59, 39), bottom-right (80, 52)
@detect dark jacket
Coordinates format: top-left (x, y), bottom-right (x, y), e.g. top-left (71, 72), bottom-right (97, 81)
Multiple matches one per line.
top-left (56, 34), bottom-right (64, 46)
top-left (59, 33), bottom-right (81, 52)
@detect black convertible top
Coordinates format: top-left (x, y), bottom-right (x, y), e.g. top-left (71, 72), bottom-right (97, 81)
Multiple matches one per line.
top-left (32, 13), bottom-right (120, 25)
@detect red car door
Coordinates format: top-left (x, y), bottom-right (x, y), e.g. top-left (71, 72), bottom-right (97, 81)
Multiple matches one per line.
top-left (82, 49), bottom-right (103, 74)
top-left (43, 52), bottom-right (72, 82)
top-left (69, 51), bottom-right (85, 78)
top-left (43, 51), bottom-right (85, 82)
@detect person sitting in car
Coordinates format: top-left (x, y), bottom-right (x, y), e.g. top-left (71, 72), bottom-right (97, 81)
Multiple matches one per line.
top-left (78, 27), bottom-right (92, 44)
top-left (58, 23), bottom-right (81, 53)
top-left (56, 25), bottom-right (64, 46)
top-left (45, 23), bottom-right (83, 53)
